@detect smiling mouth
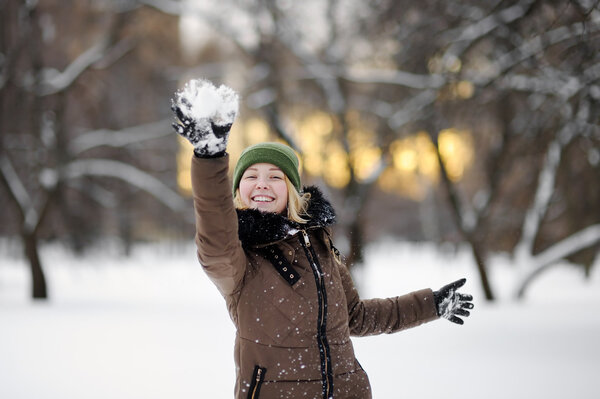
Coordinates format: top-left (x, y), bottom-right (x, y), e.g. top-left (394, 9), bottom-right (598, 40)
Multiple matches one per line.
top-left (252, 196), bottom-right (274, 203)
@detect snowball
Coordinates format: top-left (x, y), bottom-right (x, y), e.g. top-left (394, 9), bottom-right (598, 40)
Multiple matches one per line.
top-left (174, 79), bottom-right (239, 126)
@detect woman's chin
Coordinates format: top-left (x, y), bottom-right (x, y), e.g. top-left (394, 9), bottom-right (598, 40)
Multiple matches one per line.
top-left (251, 203), bottom-right (285, 215)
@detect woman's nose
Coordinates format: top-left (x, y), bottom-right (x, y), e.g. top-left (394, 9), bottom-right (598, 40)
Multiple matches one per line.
top-left (255, 177), bottom-right (268, 189)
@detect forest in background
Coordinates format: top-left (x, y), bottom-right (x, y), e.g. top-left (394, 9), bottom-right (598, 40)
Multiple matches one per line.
top-left (1, 0), bottom-right (599, 300)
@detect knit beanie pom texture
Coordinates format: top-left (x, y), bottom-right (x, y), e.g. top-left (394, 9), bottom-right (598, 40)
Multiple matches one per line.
top-left (233, 142), bottom-right (301, 194)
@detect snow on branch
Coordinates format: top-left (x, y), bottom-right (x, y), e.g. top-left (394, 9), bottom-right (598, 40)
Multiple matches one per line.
top-left (0, 155), bottom-right (39, 231)
top-left (517, 224), bottom-right (600, 298)
top-left (388, 90), bottom-right (437, 130)
top-left (245, 88), bottom-right (277, 109)
top-left (353, 95), bottom-right (395, 119)
top-left (470, 19), bottom-right (600, 86)
top-left (515, 135), bottom-right (566, 261)
top-left (498, 73), bottom-right (582, 99)
top-left (135, 0), bottom-right (184, 15)
top-left (262, 19), bottom-right (347, 113)
top-left (66, 180), bottom-right (118, 209)
top-left (69, 119), bottom-right (173, 155)
top-left (38, 40), bottom-right (108, 96)
top-left (500, 61), bottom-right (600, 102)
top-left (138, 0), bottom-right (254, 53)
top-left (37, 31), bottom-right (136, 96)
top-left (317, 72), bottom-right (346, 114)
top-left (512, 107), bottom-right (595, 298)
top-left (92, 37), bottom-right (137, 70)
top-left (530, 224), bottom-right (600, 273)
top-left (344, 67), bottom-right (445, 90)
top-left (443, 0), bottom-right (536, 60)
top-left (61, 159), bottom-right (187, 212)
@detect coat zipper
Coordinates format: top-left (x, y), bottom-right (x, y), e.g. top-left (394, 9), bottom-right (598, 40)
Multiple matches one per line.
top-left (248, 366), bottom-right (266, 399)
top-left (301, 230), bottom-right (333, 399)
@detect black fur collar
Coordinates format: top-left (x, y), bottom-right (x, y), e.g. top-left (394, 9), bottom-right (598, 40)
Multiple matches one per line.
top-left (237, 185), bottom-right (336, 248)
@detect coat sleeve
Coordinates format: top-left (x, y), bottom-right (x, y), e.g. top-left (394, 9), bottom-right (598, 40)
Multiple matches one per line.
top-left (191, 154), bottom-right (247, 297)
top-left (338, 260), bottom-right (439, 336)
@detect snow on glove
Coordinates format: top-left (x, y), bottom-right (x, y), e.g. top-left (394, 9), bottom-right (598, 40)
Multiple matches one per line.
top-left (433, 278), bottom-right (474, 325)
top-left (171, 79), bottom-right (239, 157)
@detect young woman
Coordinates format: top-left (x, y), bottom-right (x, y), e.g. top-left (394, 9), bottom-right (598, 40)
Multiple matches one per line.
top-left (172, 79), bottom-right (473, 399)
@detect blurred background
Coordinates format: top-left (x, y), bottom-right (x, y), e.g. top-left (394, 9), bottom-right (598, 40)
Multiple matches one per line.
top-left (1, 1), bottom-right (600, 398)
top-left (1, 0), bottom-right (598, 301)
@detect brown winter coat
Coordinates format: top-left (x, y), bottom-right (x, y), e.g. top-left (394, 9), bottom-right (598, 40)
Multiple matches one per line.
top-left (191, 155), bottom-right (439, 399)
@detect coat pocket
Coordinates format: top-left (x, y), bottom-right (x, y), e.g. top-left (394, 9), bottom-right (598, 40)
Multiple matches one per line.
top-left (247, 365), bottom-right (266, 399)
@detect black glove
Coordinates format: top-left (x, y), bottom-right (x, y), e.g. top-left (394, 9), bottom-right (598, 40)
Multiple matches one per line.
top-left (171, 79), bottom-right (239, 158)
top-left (433, 278), bottom-right (474, 325)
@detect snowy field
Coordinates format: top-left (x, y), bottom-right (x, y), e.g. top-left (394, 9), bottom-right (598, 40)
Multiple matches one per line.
top-left (1, 240), bottom-right (599, 399)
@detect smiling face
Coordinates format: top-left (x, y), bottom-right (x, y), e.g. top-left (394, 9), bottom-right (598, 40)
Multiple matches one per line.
top-left (238, 163), bottom-right (289, 214)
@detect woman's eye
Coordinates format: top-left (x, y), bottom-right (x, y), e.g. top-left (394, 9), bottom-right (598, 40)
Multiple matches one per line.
top-left (271, 175), bottom-right (283, 180)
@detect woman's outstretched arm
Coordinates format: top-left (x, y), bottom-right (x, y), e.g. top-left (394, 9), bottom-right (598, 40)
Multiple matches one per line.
top-left (172, 79), bottom-right (246, 297)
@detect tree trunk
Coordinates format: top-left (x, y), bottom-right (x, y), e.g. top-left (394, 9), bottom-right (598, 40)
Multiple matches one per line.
top-left (23, 231), bottom-right (47, 299)
top-left (469, 240), bottom-right (494, 301)
top-left (346, 215), bottom-right (365, 268)
top-left (428, 130), bottom-right (496, 300)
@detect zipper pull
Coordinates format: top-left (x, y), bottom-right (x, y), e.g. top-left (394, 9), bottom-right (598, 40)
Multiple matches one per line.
top-left (301, 230), bottom-right (311, 247)
top-left (250, 367), bottom-right (264, 399)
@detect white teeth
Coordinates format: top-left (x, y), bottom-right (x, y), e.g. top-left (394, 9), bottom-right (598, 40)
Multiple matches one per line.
top-left (253, 196), bottom-right (273, 202)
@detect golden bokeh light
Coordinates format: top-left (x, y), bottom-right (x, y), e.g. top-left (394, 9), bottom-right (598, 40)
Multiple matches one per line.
top-left (244, 117), bottom-right (271, 144)
top-left (176, 135), bottom-right (194, 196)
top-left (304, 111), bottom-right (334, 137)
top-left (175, 110), bottom-right (474, 201)
top-left (381, 129), bottom-right (473, 200)
top-left (456, 80), bottom-right (474, 99)
top-left (438, 128), bottom-right (474, 181)
top-left (296, 111), bottom-right (335, 178)
top-left (378, 167), bottom-right (427, 200)
top-left (323, 141), bottom-right (351, 188)
top-left (297, 111), bottom-right (384, 185)
top-left (390, 132), bottom-right (439, 180)
top-left (303, 151), bottom-right (323, 177)
top-left (352, 146), bottom-right (382, 181)
top-left (347, 126), bottom-right (381, 182)
top-left (227, 117), bottom-right (274, 170)
top-left (447, 56), bottom-right (462, 73)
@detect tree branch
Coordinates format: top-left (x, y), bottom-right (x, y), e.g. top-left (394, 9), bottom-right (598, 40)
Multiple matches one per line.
top-left (469, 19), bottom-right (600, 86)
top-left (69, 119), bottom-right (173, 155)
top-left (60, 159), bottom-right (187, 212)
top-left (38, 40), bottom-right (108, 96)
top-left (516, 223), bottom-right (600, 298)
top-left (443, 0), bottom-right (537, 61)
top-left (514, 128), bottom-right (573, 261)
top-left (0, 154), bottom-right (38, 232)
top-left (388, 90), bottom-right (437, 130)
top-left (137, 0), bottom-right (258, 55)
top-left (343, 67), bottom-right (445, 90)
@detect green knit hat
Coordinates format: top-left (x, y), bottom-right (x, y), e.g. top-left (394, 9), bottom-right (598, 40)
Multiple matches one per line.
top-left (232, 142), bottom-right (301, 193)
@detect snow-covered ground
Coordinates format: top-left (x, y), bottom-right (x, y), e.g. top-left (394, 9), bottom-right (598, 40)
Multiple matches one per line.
top-left (1, 241), bottom-right (599, 399)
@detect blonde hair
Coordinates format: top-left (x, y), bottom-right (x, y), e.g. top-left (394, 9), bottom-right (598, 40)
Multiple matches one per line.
top-left (234, 176), bottom-right (311, 224)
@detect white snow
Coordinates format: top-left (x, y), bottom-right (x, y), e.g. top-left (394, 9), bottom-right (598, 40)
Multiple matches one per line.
top-left (69, 119), bottom-right (173, 155)
top-left (0, 156), bottom-right (39, 232)
top-left (172, 79), bottom-right (239, 155)
top-left (174, 79), bottom-right (239, 126)
top-left (39, 41), bottom-right (108, 96)
top-left (1, 240), bottom-right (599, 399)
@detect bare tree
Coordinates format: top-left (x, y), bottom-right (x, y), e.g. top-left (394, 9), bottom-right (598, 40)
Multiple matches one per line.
top-left (139, 0), bottom-right (599, 301)
top-left (0, 0), bottom-right (186, 299)
top-left (4, 0), bottom-right (597, 302)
